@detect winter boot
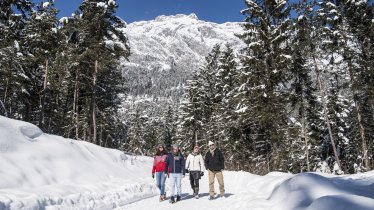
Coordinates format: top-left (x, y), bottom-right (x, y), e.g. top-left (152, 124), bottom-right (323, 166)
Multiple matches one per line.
top-left (176, 195), bottom-right (181, 202)
top-left (194, 187), bottom-right (199, 199)
top-left (159, 195), bottom-right (163, 202)
top-left (208, 195), bottom-right (215, 200)
top-left (169, 196), bottom-right (175, 204)
top-left (163, 193), bottom-right (166, 201)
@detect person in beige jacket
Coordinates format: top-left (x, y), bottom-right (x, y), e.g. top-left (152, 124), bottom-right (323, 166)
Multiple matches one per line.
top-left (185, 144), bottom-right (206, 199)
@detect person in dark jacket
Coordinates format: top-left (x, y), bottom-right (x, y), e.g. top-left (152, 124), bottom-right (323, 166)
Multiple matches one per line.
top-left (205, 141), bottom-right (225, 200)
top-left (164, 144), bottom-right (185, 203)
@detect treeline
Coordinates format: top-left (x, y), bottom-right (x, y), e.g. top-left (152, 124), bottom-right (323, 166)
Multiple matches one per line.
top-left (0, 0), bottom-right (129, 147)
top-left (177, 0), bottom-right (374, 174)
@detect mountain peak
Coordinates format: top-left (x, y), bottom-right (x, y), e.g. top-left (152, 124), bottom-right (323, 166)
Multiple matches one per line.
top-left (155, 13), bottom-right (199, 22)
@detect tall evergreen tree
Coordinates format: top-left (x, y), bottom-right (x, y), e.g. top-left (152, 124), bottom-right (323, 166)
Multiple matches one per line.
top-left (286, 1), bottom-right (323, 172)
top-left (238, 0), bottom-right (292, 172)
top-left (0, 0), bottom-right (32, 118)
top-left (65, 0), bottom-right (130, 144)
top-left (21, 0), bottom-right (60, 129)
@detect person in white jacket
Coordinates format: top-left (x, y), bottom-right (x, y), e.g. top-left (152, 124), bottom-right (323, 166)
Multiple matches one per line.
top-left (185, 144), bottom-right (206, 199)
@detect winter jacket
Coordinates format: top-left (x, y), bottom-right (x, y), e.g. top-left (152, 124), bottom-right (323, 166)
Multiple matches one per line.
top-left (152, 154), bottom-right (167, 174)
top-left (205, 148), bottom-right (224, 171)
top-left (185, 153), bottom-right (206, 172)
top-left (165, 152), bottom-right (185, 175)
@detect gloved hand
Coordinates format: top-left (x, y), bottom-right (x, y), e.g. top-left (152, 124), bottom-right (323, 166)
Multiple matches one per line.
top-left (200, 171), bottom-right (204, 177)
top-left (185, 169), bottom-right (189, 173)
top-left (152, 173), bottom-right (154, 179)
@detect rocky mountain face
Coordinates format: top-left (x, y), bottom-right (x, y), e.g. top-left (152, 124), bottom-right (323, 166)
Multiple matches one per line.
top-left (122, 14), bottom-right (244, 103)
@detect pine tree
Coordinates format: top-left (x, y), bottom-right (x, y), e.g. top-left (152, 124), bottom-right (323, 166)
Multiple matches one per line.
top-left (213, 44), bottom-right (240, 168)
top-left (238, 0), bottom-right (292, 172)
top-left (21, 0), bottom-right (60, 130)
top-left (0, 0), bottom-right (32, 118)
top-left (178, 45), bottom-right (222, 151)
top-left (65, 0), bottom-right (130, 144)
top-left (341, 0), bottom-right (374, 171)
top-left (315, 0), bottom-right (372, 172)
top-left (286, 1), bottom-right (323, 172)
top-left (162, 106), bottom-right (177, 151)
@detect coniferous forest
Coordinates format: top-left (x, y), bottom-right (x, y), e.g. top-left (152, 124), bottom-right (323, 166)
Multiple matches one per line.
top-left (1, 0), bottom-right (373, 175)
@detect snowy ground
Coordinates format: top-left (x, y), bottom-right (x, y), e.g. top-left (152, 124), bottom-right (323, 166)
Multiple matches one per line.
top-left (120, 171), bottom-right (374, 210)
top-left (1, 116), bottom-right (374, 210)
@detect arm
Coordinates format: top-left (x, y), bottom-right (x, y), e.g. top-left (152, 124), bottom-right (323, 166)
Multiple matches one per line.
top-left (164, 154), bottom-right (170, 174)
top-left (152, 157), bottom-right (156, 174)
top-left (181, 155), bottom-right (186, 175)
top-left (219, 150), bottom-right (225, 170)
top-left (185, 155), bottom-right (190, 170)
top-left (204, 152), bottom-right (209, 171)
top-left (199, 155), bottom-right (206, 171)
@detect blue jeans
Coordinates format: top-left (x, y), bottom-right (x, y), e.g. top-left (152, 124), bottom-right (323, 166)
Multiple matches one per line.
top-left (155, 172), bottom-right (166, 195)
top-left (169, 173), bottom-right (182, 196)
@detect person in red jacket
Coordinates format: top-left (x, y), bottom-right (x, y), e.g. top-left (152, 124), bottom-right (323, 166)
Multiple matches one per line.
top-left (152, 145), bottom-right (168, 201)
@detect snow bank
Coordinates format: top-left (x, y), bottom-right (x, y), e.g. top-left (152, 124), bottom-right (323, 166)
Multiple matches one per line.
top-left (0, 116), bottom-right (157, 210)
top-left (225, 171), bottom-right (374, 210)
top-left (266, 172), bottom-right (374, 210)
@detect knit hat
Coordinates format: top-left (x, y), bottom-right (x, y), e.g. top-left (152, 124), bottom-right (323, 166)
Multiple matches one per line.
top-left (172, 144), bottom-right (179, 149)
top-left (208, 141), bottom-right (215, 146)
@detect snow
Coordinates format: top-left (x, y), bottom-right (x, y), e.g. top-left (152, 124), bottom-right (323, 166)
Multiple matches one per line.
top-left (42, 2), bottom-right (50, 8)
top-left (1, 116), bottom-right (374, 210)
top-left (0, 116), bottom-right (157, 209)
top-left (13, 41), bottom-right (19, 51)
top-left (108, 0), bottom-right (116, 6)
top-left (59, 17), bottom-right (68, 23)
top-left (97, 2), bottom-right (107, 8)
top-left (235, 106), bottom-right (248, 113)
top-left (118, 171), bottom-right (374, 210)
top-left (281, 54), bottom-right (292, 59)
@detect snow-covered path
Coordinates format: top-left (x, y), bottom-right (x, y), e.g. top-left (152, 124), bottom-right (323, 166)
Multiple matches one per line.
top-left (118, 171), bottom-right (290, 210)
top-left (120, 171), bottom-right (374, 210)
top-left (118, 173), bottom-right (236, 210)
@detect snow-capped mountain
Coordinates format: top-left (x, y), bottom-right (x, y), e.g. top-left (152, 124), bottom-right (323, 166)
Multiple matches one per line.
top-left (122, 13), bottom-right (244, 100)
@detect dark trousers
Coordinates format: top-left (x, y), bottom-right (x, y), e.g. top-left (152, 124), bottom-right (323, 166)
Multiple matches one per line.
top-left (189, 171), bottom-right (200, 193)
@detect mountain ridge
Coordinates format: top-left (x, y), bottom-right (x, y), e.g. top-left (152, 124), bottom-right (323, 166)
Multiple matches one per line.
top-left (122, 13), bottom-right (244, 101)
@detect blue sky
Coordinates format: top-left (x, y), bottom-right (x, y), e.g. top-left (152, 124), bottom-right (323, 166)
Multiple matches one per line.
top-left (45, 0), bottom-right (247, 23)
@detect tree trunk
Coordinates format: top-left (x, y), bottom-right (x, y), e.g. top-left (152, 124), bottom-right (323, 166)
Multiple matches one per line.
top-left (92, 60), bottom-right (98, 144)
top-left (40, 59), bottom-right (48, 129)
top-left (4, 78), bottom-right (9, 108)
top-left (301, 110), bottom-right (310, 172)
top-left (313, 56), bottom-right (342, 170)
top-left (2, 78), bottom-right (9, 117)
top-left (346, 57), bottom-right (370, 170)
top-left (73, 68), bottom-right (80, 140)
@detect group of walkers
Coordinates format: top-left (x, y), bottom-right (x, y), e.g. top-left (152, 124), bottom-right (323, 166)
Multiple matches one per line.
top-left (151, 141), bottom-right (225, 204)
